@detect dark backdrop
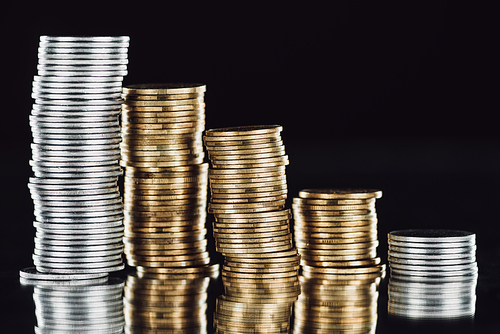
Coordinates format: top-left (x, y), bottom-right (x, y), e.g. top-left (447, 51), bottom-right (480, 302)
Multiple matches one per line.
top-left (1, 2), bottom-right (499, 333)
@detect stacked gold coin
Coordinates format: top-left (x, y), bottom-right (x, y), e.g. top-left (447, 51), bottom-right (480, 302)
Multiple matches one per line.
top-left (294, 273), bottom-right (381, 333)
top-left (123, 270), bottom-right (218, 333)
top-left (293, 188), bottom-right (384, 274)
top-left (121, 83), bottom-right (213, 273)
top-left (204, 125), bottom-right (300, 333)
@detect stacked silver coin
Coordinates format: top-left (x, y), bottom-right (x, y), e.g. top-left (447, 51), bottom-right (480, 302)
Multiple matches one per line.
top-left (26, 36), bottom-right (130, 277)
top-left (387, 229), bottom-right (478, 319)
top-left (32, 277), bottom-right (125, 333)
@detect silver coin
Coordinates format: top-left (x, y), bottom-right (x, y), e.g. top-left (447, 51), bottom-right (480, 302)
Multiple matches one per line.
top-left (388, 251), bottom-right (476, 260)
top-left (40, 36), bottom-right (130, 42)
top-left (388, 245), bottom-right (477, 255)
top-left (36, 230), bottom-right (124, 240)
top-left (38, 58), bottom-right (129, 66)
top-left (34, 248), bottom-right (123, 259)
top-left (29, 164), bottom-right (122, 173)
top-left (20, 276), bottom-right (109, 286)
top-left (31, 142), bottom-right (121, 150)
top-left (32, 92), bottom-right (122, 100)
top-left (34, 300), bottom-right (124, 314)
top-left (30, 119), bottom-right (119, 128)
top-left (32, 155), bottom-right (121, 163)
top-left (388, 303), bottom-right (475, 319)
top-left (388, 239), bottom-right (475, 249)
top-left (389, 261), bottom-right (478, 272)
top-left (29, 181), bottom-right (117, 190)
top-left (34, 321), bottom-right (125, 333)
top-left (33, 80), bottom-right (123, 89)
top-left (32, 170), bottom-right (123, 179)
top-left (36, 69), bottom-right (128, 77)
top-left (34, 206), bottom-right (123, 217)
top-left (388, 256), bottom-right (476, 266)
top-left (31, 193), bottom-right (121, 203)
top-left (39, 39), bottom-right (129, 46)
top-left (390, 272), bottom-right (479, 283)
top-left (388, 229), bottom-right (476, 244)
top-left (19, 267), bottom-right (108, 280)
top-left (33, 253), bottom-right (123, 264)
top-left (33, 219), bottom-right (123, 229)
top-left (31, 125), bottom-right (121, 134)
top-left (31, 111), bottom-right (121, 120)
top-left (33, 198), bottom-right (122, 208)
top-left (37, 64), bottom-right (128, 71)
top-left (29, 176), bottom-right (119, 184)
top-left (30, 160), bottom-right (119, 168)
top-left (36, 263), bottom-right (125, 274)
top-left (35, 236), bottom-right (124, 247)
top-left (32, 149), bottom-right (121, 158)
top-left (34, 293), bottom-right (123, 305)
top-left (38, 46), bottom-right (128, 54)
top-left (36, 310), bottom-right (124, 324)
top-left (32, 86), bottom-right (123, 94)
top-left (29, 185), bottom-right (119, 195)
top-left (38, 42), bottom-right (129, 50)
top-left (389, 279), bottom-right (477, 292)
top-left (33, 75), bottom-right (124, 83)
top-left (35, 242), bottom-right (123, 253)
top-left (34, 215), bottom-right (124, 224)
top-left (389, 268), bottom-right (478, 278)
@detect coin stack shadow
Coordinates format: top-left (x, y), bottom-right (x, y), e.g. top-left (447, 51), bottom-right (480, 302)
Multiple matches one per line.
top-left (203, 125), bottom-right (301, 333)
top-left (120, 83), bottom-right (216, 274)
top-left (293, 273), bottom-right (381, 333)
top-left (387, 229), bottom-right (478, 319)
top-left (25, 36), bottom-right (130, 278)
top-left (123, 272), bottom-right (215, 333)
top-left (28, 277), bottom-right (125, 333)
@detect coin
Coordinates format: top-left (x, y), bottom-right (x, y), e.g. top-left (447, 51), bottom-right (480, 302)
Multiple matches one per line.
top-left (298, 188), bottom-right (382, 199)
top-left (388, 229), bottom-right (476, 244)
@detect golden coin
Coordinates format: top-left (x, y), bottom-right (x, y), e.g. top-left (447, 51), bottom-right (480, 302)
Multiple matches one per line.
top-left (221, 269), bottom-right (297, 278)
top-left (293, 208), bottom-right (374, 217)
top-left (209, 171), bottom-right (286, 180)
top-left (294, 198), bottom-right (376, 206)
top-left (122, 120), bottom-right (204, 129)
top-left (209, 201), bottom-right (286, 213)
top-left (211, 194), bottom-right (287, 204)
top-left (129, 258), bottom-right (210, 267)
top-left (293, 203), bottom-right (375, 211)
top-left (124, 218), bottom-right (207, 227)
top-left (207, 144), bottom-right (284, 155)
top-left (123, 83), bottom-right (206, 95)
top-left (126, 224), bottom-right (204, 233)
top-left (225, 253), bottom-right (299, 264)
top-left (205, 125), bottom-right (282, 136)
top-left (213, 209), bottom-right (290, 219)
top-left (213, 223), bottom-right (290, 234)
top-left (298, 188), bottom-right (382, 200)
top-left (211, 189), bottom-right (287, 200)
top-left (299, 247), bottom-right (377, 257)
top-left (209, 165), bottom-right (286, 175)
top-left (122, 113), bottom-right (203, 122)
top-left (125, 229), bottom-right (207, 239)
top-left (224, 261), bottom-right (300, 270)
top-left (293, 220), bottom-right (377, 228)
top-left (294, 230), bottom-right (376, 239)
top-left (215, 233), bottom-right (292, 243)
top-left (214, 215), bottom-right (291, 224)
top-left (293, 213), bottom-right (377, 222)
top-left (125, 97), bottom-right (204, 107)
top-left (136, 263), bottom-right (218, 275)
top-left (302, 263), bottom-right (385, 275)
top-left (125, 164), bottom-right (207, 173)
top-left (122, 154), bottom-right (204, 163)
top-left (124, 240), bottom-right (207, 250)
top-left (123, 92), bottom-right (203, 100)
top-left (122, 135), bottom-right (202, 145)
top-left (216, 238), bottom-right (292, 248)
top-left (209, 175), bottom-right (286, 185)
top-left (295, 236), bottom-right (377, 246)
top-left (121, 127), bottom-right (204, 136)
top-left (211, 159), bottom-right (289, 169)
top-left (295, 225), bottom-right (377, 234)
top-left (121, 159), bottom-right (204, 169)
top-left (210, 185), bottom-right (287, 194)
top-left (208, 149), bottom-right (286, 161)
top-left (302, 256), bottom-right (380, 266)
top-left (127, 247), bottom-right (207, 256)
top-left (206, 140), bottom-right (284, 151)
top-left (124, 181), bottom-right (206, 190)
top-left (124, 177), bottom-right (206, 186)
top-left (125, 199), bottom-right (206, 208)
top-left (124, 194), bottom-right (206, 203)
top-left (131, 252), bottom-right (209, 263)
top-left (218, 244), bottom-right (293, 255)
top-left (213, 219), bottom-right (290, 229)
top-left (210, 155), bottom-right (288, 165)
top-left (222, 264), bottom-right (300, 274)
top-left (122, 146), bottom-right (204, 155)
top-left (204, 137), bottom-right (281, 147)
top-left (123, 110), bottom-right (204, 118)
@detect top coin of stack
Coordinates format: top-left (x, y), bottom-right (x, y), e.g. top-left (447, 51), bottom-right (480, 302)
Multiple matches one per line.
top-left (24, 36), bottom-right (130, 279)
top-left (121, 83), bottom-right (215, 274)
top-left (293, 188), bottom-right (385, 277)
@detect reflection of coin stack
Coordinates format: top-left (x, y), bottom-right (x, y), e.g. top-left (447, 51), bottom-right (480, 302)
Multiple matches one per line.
top-left (25, 277), bottom-right (125, 333)
top-left (294, 274), bottom-right (380, 333)
top-left (120, 84), bottom-right (213, 273)
top-left (387, 229), bottom-right (478, 319)
top-left (204, 125), bottom-right (301, 333)
top-left (23, 36), bottom-right (129, 278)
top-left (293, 189), bottom-right (384, 275)
top-left (124, 271), bottom-right (217, 333)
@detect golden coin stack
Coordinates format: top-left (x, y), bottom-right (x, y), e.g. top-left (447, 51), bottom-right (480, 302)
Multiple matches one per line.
top-left (204, 125), bottom-right (301, 333)
top-left (123, 271), bottom-right (216, 333)
top-left (120, 83), bottom-right (213, 274)
top-left (293, 274), bottom-right (381, 333)
top-left (292, 189), bottom-right (385, 276)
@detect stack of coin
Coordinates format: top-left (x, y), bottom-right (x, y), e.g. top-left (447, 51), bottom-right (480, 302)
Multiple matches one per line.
top-left (294, 273), bottom-right (381, 333)
top-left (293, 189), bottom-right (384, 275)
top-left (204, 125), bottom-right (300, 333)
top-left (120, 83), bottom-right (214, 273)
top-left (24, 36), bottom-right (129, 278)
top-left (123, 270), bottom-right (218, 333)
top-left (387, 229), bottom-right (478, 319)
top-left (30, 277), bottom-right (125, 333)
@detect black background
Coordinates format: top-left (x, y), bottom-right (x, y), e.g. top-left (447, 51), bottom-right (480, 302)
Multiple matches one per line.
top-left (1, 2), bottom-right (499, 333)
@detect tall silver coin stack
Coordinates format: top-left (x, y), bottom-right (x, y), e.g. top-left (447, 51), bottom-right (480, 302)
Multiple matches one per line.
top-left (31, 277), bottom-right (125, 333)
top-left (24, 36), bottom-right (130, 278)
top-left (387, 229), bottom-right (478, 319)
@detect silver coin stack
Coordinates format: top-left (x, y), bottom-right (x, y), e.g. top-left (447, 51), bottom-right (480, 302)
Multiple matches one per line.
top-left (387, 229), bottom-right (478, 319)
top-left (32, 277), bottom-right (125, 333)
top-left (25, 36), bottom-right (130, 278)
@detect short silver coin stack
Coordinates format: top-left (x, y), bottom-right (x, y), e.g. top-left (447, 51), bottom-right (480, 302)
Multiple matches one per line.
top-left (387, 229), bottom-right (478, 319)
top-left (22, 36), bottom-right (130, 280)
